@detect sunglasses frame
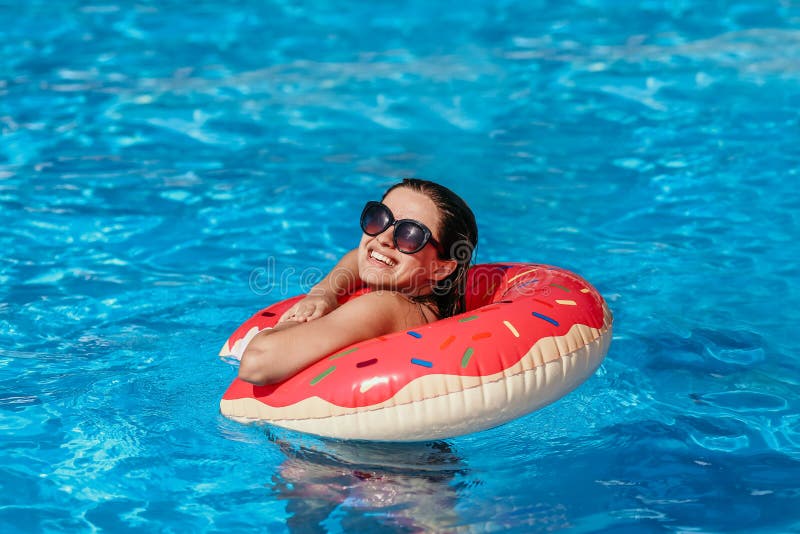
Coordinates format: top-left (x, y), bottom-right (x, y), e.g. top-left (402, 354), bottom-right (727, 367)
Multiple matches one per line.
top-left (360, 201), bottom-right (445, 256)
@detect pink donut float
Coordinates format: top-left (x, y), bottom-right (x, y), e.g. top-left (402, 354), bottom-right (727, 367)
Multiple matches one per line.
top-left (219, 263), bottom-right (613, 442)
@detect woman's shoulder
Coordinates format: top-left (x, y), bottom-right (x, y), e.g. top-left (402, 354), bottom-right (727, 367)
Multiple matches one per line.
top-left (347, 290), bottom-right (432, 328)
top-left (350, 289), bottom-right (416, 309)
top-left (338, 289), bottom-right (418, 318)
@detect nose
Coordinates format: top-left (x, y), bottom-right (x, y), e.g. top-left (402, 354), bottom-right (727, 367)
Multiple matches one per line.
top-left (376, 224), bottom-right (395, 249)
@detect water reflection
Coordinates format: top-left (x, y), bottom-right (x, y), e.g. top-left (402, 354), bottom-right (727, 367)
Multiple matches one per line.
top-left (268, 430), bottom-right (465, 532)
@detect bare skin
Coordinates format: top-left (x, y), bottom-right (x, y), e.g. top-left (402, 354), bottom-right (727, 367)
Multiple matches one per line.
top-left (239, 187), bottom-right (457, 386)
top-left (276, 249), bottom-right (361, 324)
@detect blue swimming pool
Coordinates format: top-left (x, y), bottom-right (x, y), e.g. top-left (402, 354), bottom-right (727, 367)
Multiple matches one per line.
top-left (2, 1), bottom-right (799, 531)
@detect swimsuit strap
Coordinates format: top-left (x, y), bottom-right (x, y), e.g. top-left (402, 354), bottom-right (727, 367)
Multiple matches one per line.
top-left (399, 293), bottom-right (438, 325)
top-left (415, 298), bottom-right (439, 325)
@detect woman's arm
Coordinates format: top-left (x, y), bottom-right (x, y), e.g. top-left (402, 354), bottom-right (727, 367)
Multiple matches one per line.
top-left (278, 248), bottom-right (362, 323)
top-left (239, 291), bottom-right (411, 386)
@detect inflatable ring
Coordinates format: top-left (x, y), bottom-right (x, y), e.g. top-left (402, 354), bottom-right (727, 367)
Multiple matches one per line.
top-left (219, 263), bottom-right (613, 442)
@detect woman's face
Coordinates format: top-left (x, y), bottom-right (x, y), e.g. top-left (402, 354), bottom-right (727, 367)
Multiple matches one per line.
top-left (357, 187), bottom-right (452, 294)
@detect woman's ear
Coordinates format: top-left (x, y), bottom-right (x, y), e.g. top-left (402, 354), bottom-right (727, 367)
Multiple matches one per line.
top-left (431, 259), bottom-right (458, 282)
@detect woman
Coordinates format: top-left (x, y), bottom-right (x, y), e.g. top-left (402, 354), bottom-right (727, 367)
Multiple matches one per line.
top-left (238, 178), bottom-right (478, 386)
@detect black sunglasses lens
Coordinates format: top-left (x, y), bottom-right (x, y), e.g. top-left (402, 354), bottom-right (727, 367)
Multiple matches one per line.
top-left (361, 203), bottom-right (391, 235)
top-left (394, 221), bottom-right (428, 253)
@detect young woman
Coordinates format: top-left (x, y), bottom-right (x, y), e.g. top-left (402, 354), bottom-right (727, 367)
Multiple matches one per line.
top-left (238, 178), bottom-right (478, 386)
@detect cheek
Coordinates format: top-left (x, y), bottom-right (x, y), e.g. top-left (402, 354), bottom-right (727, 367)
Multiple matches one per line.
top-left (397, 255), bottom-right (430, 278)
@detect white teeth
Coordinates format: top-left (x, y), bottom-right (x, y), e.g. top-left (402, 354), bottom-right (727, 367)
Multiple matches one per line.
top-left (370, 250), bottom-right (396, 267)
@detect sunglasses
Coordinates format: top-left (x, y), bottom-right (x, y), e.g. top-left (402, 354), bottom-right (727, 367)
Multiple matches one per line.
top-left (360, 201), bottom-right (445, 256)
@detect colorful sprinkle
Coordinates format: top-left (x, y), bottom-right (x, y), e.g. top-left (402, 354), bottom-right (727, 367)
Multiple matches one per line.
top-left (458, 315), bottom-right (479, 323)
top-left (503, 320), bottom-right (520, 337)
top-left (556, 299), bottom-right (577, 306)
top-left (580, 288), bottom-right (590, 293)
top-left (507, 268), bottom-right (539, 284)
top-left (533, 298), bottom-right (553, 308)
top-left (329, 347), bottom-right (358, 360)
top-left (532, 311), bottom-right (559, 327)
top-left (310, 366), bottom-right (336, 386)
top-left (356, 358), bottom-right (378, 368)
top-left (485, 283), bottom-right (496, 296)
top-left (440, 335), bottom-right (456, 350)
top-left (549, 283), bottom-right (571, 292)
top-left (260, 311), bottom-right (276, 317)
top-left (472, 332), bottom-right (492, 340)
top-left (461, 347), bottom-right (475, 368)
top-left (407, 331), bottom-right (422, 339)
top-left (411, 358), bottom-right (433, 368)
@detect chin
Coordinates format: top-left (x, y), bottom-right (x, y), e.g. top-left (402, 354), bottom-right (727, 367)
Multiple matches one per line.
top-left (358, 247), bottom-right (422, 292)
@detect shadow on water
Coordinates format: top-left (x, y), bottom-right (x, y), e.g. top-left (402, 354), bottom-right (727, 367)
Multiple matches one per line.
top-left (266, 429), bottom-right (465, 533)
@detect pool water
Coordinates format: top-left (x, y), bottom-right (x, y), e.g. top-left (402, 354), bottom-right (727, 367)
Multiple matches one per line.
top-left (2, 0), bottom-right (800, 532)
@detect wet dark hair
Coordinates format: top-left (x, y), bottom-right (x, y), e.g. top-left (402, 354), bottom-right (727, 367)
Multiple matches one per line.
top-left (382, 178), bottom-right (478, 318)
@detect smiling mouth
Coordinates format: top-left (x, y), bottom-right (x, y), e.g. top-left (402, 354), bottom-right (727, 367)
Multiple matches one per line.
top-left (369, 250), bottom-right (397, 267)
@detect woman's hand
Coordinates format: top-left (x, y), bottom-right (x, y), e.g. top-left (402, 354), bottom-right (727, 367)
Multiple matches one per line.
top-left (276, 249), bottom-right (360, 325)
top-left (278, 293), bottom-right (339, 324)
top-left (240, 291), bottom-right (406, 385)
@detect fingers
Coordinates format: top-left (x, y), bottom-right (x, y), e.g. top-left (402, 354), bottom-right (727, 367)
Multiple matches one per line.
top-left (280, 305), bottom-right (312, 323)
top-left (277, 298), bottom-right (334, 324)
top-left (294, 306), bottom-right (318, 322)
top-left (278, 303), bottom-right (302, 324)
